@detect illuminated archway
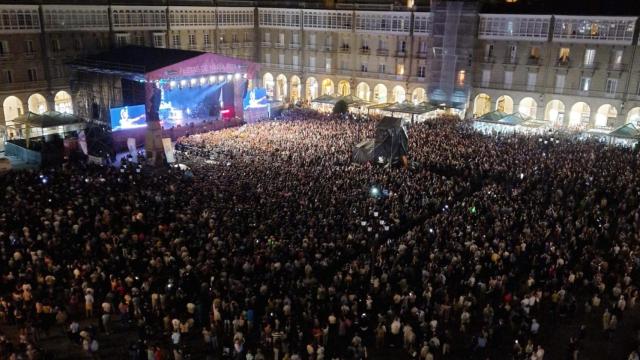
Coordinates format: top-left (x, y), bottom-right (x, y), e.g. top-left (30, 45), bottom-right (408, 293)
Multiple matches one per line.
top-left (518, 97), bottom-right (537, 119)
top-left (595, 104), bottom-right (617, 128)
top-left (275, 74), bottom-right (288, 101)
top-left (306, 77), bottom-right (318, 101)
top-left (28, 93), bottom-right (47, 114)
top-left (338, 80), bottom-right (350, 96)
top-left (544, 100), bottom-right (565, 126)
top-left (373, 84), bottom-right (387, 104)
top-left (569, 102), bottom-right (591, 129)
top-left (290, 76), bottom-right (301, 102)
top-left (473, 93), bottom-right (492, 117)
top-left (321, 79), bottom-right (334, 95)
top-left (626, 107), bottom-right (640, 126)
top-left (54, 91), bottom-right (73, 114)
top-left (392, 86), bottom-right (406, 103)
top-left (263, 73), bottom-right (275, 98)
top-left (2, 96), bottom-right (24, 128)
top-left (496, 95), bottom-right (514, 114)
top-left (356, 82), bottom-right (370, 101)
top-left (412, 88), bottom-right (426, 104)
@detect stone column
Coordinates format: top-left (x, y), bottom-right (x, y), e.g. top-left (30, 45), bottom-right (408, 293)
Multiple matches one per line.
top-left (46, 92), bottom-right (56, 113)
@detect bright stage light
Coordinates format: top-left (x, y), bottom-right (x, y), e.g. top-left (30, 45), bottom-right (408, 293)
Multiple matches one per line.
top-left (200, 77), bottom-right (206, 85)
top-left (209, 76), bottom-right (216, 83)
top-left (226, 74), bottom-right (233, 81)
top-left (219, 75), bottom-right (224, 81)
top-left (180, 79), bottom-right (187, 87)
top-left (234, 73), bottom-right (241, 80)
top-left (243, 73), bottom-right (247, 79)
top-left (370, 186), bottom-right (380, 197)
top-left (170, 81), bottom-right (176, 88)
top-left (190, 78), bottom-right (197, 85)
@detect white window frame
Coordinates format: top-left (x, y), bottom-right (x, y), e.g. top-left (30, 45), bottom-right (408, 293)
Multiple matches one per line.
top-left (605, 78), bottom-right (618, 95)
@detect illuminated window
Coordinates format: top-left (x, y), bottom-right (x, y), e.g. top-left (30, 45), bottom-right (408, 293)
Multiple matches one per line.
top-left (529, 46), bottom-right (540, 59)
top-left (396, 64), bottom-right (404, 75)
top-left (580, 77), bottom-right (591, 91)
top-left (457, 70), bottom-right (466, 87)
top-left (558, 48), bottom-right (570, 63)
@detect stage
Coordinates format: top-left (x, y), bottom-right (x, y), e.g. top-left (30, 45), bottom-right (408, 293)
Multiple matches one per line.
top-left (68, 46), bottom-right (266, 163)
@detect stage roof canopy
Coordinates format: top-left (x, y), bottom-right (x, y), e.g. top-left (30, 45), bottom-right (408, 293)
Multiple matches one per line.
top-left (68, 45), bottom-right (260, 82)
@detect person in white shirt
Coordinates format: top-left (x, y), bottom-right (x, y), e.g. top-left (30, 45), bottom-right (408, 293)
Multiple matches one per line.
top-left (84, 291), bottom-right (94, 318)
top-left (530, 318), bottom-right (540, 335)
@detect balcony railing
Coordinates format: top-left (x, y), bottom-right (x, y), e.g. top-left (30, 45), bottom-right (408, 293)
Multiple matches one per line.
top-left (265, 63), bottom-right (301, 71)
top-left (582, 62), bottom-right (598, 69)
top-left (377, 49), bottom-right (389, 56)
top-left (475, 81), bottom-right (626, 100)
top-left (274, 42), bottom-right (285, 49)
top-left (503, 57), bottom-right (518, 65)
top-left (609, 63), bottom-right (627, 71)
top-left (556, 58), bottom-right (571, 67)
top-left (241, 42), bottom-right (253, 48)
top-left (303, 66), bottom-right (330, 74)
top-left (261, 41), bottom-right (271, 47)
top-left (396, 50), bottom-right (406, 57)
top-left (23, 52), bottom-right (36, 60)
top-left (339, 45), bottom-right (350, 53)
top-left (231, 42), bottom-right (240, 49)
top-left (323, 45), bottom-right (334, 52)
top-left (526, 57), bottom-right (541, 66)
top-left (288, 43), bottom-right (300, 49)
top-left (482, 56), bottom-right (495, 63)
top-left (306, 44), bottom-right (316, 50)
top-left (359, 47), bottom-right (370, 55)
top-left (0, 80), bottom-right (48, 92)
top-left (0, 53), bottom-right (12, 61)
top-left (416, 51), bottom-right (427, 58)
top-left (219, 43), bottom-right (230, 49)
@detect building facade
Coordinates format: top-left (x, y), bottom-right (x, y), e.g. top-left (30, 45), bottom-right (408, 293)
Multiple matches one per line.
top-left (2, 2), bottom-right (640, 132)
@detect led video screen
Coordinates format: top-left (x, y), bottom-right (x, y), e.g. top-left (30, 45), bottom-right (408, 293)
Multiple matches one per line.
top-left (158, 82), bottom-right (235, 127)
top-left (110, 104), bottom-right (147, 131)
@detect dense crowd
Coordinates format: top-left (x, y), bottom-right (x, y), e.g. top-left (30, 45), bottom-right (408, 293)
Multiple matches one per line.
top-left (1, 109), bottom-right (640, 360)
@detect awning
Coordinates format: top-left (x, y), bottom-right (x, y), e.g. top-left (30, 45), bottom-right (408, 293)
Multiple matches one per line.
top-left (336, 94), bottom-right (371, 107)
top-left (477, 110), bottom-right (509, 123)
top-left (311, 94), bottom-right (339, 105)
top-left (609, 123), bottom-right (640, 139)
top-left (11, 111), bottom-right (84, 128)
top-left (498, 112), bottom-right (531, 126)
top-left (367, 101), bottom-right (437, 115)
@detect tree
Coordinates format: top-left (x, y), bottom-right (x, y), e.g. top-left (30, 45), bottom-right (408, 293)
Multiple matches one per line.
top-left (333, 99), bottom-right (348, 115)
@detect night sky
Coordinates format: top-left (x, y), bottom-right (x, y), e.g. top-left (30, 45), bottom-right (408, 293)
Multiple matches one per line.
top-left (481, 0), bottom-right (640, 15)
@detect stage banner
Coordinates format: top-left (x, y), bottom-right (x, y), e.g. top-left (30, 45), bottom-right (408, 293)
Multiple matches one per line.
top-left (127, 138), bottom-right (138, 162)
top-left (78, 130), bottom-right (88, 155)
top-left (162, 138), bottom-right (175, 164)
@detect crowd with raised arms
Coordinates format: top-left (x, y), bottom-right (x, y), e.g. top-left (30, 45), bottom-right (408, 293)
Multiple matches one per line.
top-left (1, 108), bottom-right (640, 360)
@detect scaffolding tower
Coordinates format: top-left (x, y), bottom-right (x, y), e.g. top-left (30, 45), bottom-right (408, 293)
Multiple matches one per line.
top-left (427, 0), bottom-right (478, 113)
